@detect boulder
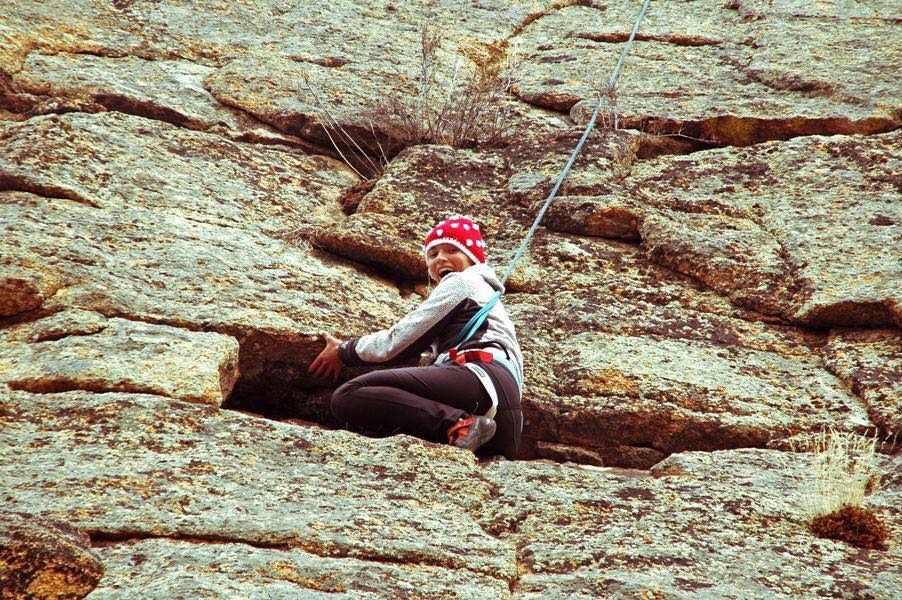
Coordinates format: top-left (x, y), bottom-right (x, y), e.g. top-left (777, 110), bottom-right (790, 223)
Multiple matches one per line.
top-left (0, 310), bottom-right (239, 406)
top-left (626, 132), bottom-right (902, 327)
top-left (482, 449), bottom-right (901, 598)
top-left (0, 512), bottom-right (103, 600)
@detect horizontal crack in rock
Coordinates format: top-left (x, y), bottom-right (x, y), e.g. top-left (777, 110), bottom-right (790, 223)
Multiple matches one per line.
top-left (575, 31), bottom-right (722, 47)
top-left (92, 93), bottom-right (196, 129)
top-left (0, 172), bottom-right (100, 208)
top-left (88, 530), bottom-right (292, 551)
top-left (5, 380), bottom-right (177, 401)
top-left (89, 530), bottom-right (506, 577)
top-left (622, 114), bottom-right (901, 148)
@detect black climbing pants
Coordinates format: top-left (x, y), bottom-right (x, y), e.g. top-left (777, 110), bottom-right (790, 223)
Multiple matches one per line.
top-left (331, 360), bottom-right (522, 459)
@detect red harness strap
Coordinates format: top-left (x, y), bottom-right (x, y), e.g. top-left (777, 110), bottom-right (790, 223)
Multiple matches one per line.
top-left (449, 348), bottom-right (494, 365)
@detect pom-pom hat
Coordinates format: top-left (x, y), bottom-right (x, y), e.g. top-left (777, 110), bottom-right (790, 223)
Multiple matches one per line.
top-left (423, 215), bottom-right (486, 265)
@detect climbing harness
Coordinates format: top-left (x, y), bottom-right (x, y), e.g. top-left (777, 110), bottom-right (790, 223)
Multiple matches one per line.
top-left (449, 0), bottom-right (652, 373)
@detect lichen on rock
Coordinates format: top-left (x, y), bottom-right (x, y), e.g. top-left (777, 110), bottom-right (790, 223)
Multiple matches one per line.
top-left (1, 0), bottom-right (900, 596)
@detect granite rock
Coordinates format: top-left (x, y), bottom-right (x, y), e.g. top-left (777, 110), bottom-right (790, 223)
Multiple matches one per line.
top-left (626, 132), bottom-right (902, 327)
top-left (0, 310), bottom-right (239, 406)
top-left (0, 389), bottom-right (515, 583)
top-left (1, 1), bottom-right (900, 595)
top-left (88, 539), bottom-right (509, 599)
top-left (517, 1), bottom-right (901, 144)
top-left (0, 511), bottom-right (103, 600)
top-left (9, 52), bottom-right (308, 148)
top-left (482, 449), bottom-right (901, 598)
top-left (820, 328), bottom-right (902, 439)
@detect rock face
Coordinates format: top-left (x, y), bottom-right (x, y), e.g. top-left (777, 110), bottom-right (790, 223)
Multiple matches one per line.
top-left (0, 511), bottom-right (104, 599)
top-left (629, 132), bottom-right (902, 328)
top-left (2, 388), bottom-right (899, 598)
top-left (2, 0), bottom-right (900, 596)
top-left (484, 451), bottom-right (902, 598)
top-left (1, 389), bottom-right (514, 596)
top-left (0, 310), bottom-right (239, 405)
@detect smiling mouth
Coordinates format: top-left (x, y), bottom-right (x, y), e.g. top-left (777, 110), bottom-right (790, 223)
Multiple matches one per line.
top-left (438, 268), bottom-right (454, 279)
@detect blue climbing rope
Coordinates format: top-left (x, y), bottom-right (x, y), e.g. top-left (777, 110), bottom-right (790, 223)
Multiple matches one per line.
top-left (453, 0), bottom-right (652, 348)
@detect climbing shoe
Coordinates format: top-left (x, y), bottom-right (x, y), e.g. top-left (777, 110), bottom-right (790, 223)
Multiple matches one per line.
top-left (447, 416), bottom-right (497, 451)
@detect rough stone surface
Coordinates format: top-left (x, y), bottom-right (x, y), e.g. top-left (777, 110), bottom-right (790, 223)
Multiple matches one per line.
top-left (312, 144), bottom-right (530, 279)
top-left (518, 2), bottom-right (901, 144)
top-left (491, 230), bottom-right (869, 464)
top-left (10, 52), bottom-right (307, 147)
top-left (0, 268), bottom-right (59, 318)
top-left (0, 310), bottom-right (239, 406)
top-left (0, 111), bottom-right (353, 232)
top-left (3, 388), bottom-right (899, 598)
top-left (821, 328), bottom-right (902, 438)
top-left (483, 450), bottom-right (901, 599)
top-left (0, 110), bottom-right (412, 399)
top-left (0, 511), bottom-right (103, 600)
top-left (0, 390), bottom-right (515, 584)
top-left (88, 539), bottom-right (509, 599)
top-left (626, 132), bottom-right (902, 328)
top-left (544, 330), bottom-right (871, 454)
top-left (2, 0), bottom-right (901, 596)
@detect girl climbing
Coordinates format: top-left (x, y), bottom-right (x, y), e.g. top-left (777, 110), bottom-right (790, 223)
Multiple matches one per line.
top-left (308, 215), bottom-right (524, 459)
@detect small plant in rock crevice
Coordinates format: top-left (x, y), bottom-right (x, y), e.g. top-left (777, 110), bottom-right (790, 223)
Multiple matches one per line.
top-left (304, 25), bottom-right (520, 181)
top-left (796, 429), bottom-right (889, 551)
top-left (371, 25), bottom-right (520, 151)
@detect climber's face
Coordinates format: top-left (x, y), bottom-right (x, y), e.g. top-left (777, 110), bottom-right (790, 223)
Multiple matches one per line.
top-left (426, 243), bottom-right (474, 282)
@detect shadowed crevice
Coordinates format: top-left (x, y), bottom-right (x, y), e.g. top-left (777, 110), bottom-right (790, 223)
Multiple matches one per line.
top-left (87, 529), bottom-right (510, 576)
top-left (575, 31), bottom-right (723, 47)
top-left (512, 89), bottom-right (901, 154)
top-left (619, 113), bottom-right (901, 149)
top-left (88, 531), bottom-right (293, 551)
top-left (5, 379), bottom-right (177, 402)
top-left (0, 172), bottom-right (100, 208)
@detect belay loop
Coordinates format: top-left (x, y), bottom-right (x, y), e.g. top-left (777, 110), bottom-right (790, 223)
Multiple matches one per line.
top-left (451, 0), bottom-right (652, 352)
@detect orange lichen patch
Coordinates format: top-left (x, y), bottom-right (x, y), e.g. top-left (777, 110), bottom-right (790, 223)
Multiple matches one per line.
top-left (26, 569), bottom-right (97, 598)
top-left (810, 505), bottom-right (889, 551)
top-left (552, 0), bottom-right (598, 9)
top-left (458, 38), bottom-right (510, 81)
top-left (261, 561), bottom-right (348, 592)
top-left (576, 368), bottom-right (642, 397)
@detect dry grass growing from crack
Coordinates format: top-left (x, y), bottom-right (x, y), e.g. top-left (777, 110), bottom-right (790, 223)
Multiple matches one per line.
top-left (304, 25), bottom-right (520, 180)
top-left (371, 25), bottom-right (520, 151)
top-left (802, 430), bottom-right (880, 516)
top-left (795, 430), bottom-right (889, 550)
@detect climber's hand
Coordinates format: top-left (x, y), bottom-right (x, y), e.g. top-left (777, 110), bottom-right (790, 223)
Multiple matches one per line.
top-left (308, 331), bottom-right (343, 381)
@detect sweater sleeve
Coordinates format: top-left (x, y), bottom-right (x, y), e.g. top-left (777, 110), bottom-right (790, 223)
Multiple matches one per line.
top-left (338, 273), bottom-right (473, 367)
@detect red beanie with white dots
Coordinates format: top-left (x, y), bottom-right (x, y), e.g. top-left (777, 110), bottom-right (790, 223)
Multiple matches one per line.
top-left (423, 215), bottom-right (486, 265)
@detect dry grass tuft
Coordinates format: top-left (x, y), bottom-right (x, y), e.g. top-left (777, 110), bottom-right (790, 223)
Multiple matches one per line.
top-left (304, 26), bottom-right (519, 180)
top-left (800, 429), bottom-right (881, 517)
top-left (795, 429), bottom-right (890, 550)
top-left (370, 25), bottom-right (520, 151)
